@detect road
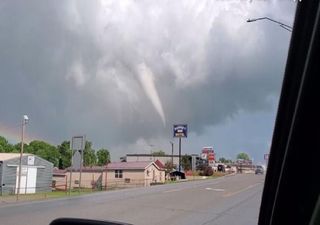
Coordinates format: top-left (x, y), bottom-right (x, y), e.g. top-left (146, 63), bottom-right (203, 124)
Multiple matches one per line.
top-left (0, 174), bottom-right (264, 225)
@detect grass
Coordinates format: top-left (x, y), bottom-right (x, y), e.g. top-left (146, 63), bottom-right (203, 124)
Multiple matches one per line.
top-left (0, 189), bottom-right (100, 203)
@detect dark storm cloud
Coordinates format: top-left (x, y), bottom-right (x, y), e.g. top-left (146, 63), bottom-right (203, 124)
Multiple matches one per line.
top-left (0, 1), bottom-right (296, 154)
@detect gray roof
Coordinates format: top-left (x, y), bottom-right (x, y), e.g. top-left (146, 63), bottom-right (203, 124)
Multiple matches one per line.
top-left (0, 153), bottom-right (32, 161)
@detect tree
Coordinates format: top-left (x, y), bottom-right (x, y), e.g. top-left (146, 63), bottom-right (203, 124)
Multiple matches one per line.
top-left (164, 161), bottom-right (175, 172)
top-left (0, 136), bottom-right (8, 152)
top-left (83, 141), bottom-right (96, 167)
top-left (57, 141), bottom-right (72, 169)
top-left (236, 152), bottom-right (250, 160)
top-left (152, 150), bottom-right (166, 156)
top-left (28, 140), bottom-right (60, 167)
top-left (181, 155), bottom-right (192, 171)
top-left (96, 148), bottom-right (110, 166)
top-left (219, 157), bottom-right (227, 163)
top-left (14, 142), bottom-right (32, 153)
top-left (0, 136), bottom-right (15, 152)
top-left (219, 157), bottom-right (233, 163)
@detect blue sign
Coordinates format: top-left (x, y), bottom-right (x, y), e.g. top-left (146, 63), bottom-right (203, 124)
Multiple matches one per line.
top-left (173, 124), bottom-right (188, 138)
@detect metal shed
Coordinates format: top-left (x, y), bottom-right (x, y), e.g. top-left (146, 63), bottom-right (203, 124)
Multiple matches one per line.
top-left (0, 153), bottom-right (53, 195)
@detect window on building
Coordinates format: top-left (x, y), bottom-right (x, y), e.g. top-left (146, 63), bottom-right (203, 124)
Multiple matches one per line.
top-left (115, 170), bottom-right (123, 178)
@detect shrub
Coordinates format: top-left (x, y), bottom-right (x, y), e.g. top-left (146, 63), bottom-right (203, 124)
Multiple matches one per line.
top-left (199, 166), bottom-right (213, 176)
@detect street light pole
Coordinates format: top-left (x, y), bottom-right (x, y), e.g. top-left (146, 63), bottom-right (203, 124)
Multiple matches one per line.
top-left (170, 141), bottom-right (174, 169)
top-left (247, 17), bottom-right (292, 32)
top-left (16, 115), bottom-right (28, 200)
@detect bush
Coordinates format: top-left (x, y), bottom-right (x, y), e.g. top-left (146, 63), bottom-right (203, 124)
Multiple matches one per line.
top-left (199, 166), bottom-right (213, 176)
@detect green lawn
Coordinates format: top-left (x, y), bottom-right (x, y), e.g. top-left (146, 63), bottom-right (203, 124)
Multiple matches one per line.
top-left (0, 189), bottom-right (99, 203)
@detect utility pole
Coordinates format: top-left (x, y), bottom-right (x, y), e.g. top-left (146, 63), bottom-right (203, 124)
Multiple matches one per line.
top-left (17, 115), bottom-right (29, 200)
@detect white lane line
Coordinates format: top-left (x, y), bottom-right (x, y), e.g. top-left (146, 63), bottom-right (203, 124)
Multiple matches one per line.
top-left (223, 182), bottom-right (262, 197)
top-left (212, 188), bottom-right (225, 192)
top-left (163, 188), bottom-right (182, 193)
top-left (205, 188), bottom-right (225, 192)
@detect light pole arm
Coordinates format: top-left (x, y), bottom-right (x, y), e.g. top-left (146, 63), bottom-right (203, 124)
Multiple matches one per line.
top-left (247, 17), bottom-right (292, 32)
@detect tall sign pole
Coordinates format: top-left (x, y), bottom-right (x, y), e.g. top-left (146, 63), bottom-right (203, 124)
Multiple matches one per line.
top-left (68, 140), bottom-right (73, 196)
top-left (69, 135), bottom-right (85, 195)
top-left (179, 137), bottom-right (181, 172)
top-left (173, 124), bottom-right (188, 173)
top-left (170, 141), bottom-right (174, 169)
top-left (79, 135), bottom-right (85, 193)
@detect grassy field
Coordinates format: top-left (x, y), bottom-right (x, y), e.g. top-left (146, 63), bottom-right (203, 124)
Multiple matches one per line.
top-left (0, 189), bottom-right (98, 203)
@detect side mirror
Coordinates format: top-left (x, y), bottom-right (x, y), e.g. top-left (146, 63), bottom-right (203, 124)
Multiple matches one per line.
top-left (50, 218), bottom-right (132, 225)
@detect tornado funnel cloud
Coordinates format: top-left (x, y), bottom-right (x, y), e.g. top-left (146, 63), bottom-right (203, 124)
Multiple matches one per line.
top-left (137, 63), bottom-right (166, 126)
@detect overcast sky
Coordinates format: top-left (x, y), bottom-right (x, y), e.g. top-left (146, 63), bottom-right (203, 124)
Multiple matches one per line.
top-left (0, 0), bottom-right (296, 162)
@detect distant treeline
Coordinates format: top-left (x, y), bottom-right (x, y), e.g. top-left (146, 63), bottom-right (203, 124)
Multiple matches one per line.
top-left (0, 136), bottom-right (110, 169)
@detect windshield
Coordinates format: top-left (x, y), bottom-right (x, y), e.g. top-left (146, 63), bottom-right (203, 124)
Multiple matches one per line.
top-left (0, 1), bottom-right (296, 225)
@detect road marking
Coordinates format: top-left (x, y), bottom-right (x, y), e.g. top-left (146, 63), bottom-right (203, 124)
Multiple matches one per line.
top-left (212, 188), bottom-right (225, 192)
top-left (205, 188), bottom-right (225, 192)
top-left (163, 188), bottom-right (181, 193)
top-left (223, 183), bottom-right (261, 197)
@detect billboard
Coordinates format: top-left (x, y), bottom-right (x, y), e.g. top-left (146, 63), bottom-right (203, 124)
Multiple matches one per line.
top-left (173, 124), bottom-right (188, 138)
top-left (202, 146), bottom-right (214, 153)
top-left (202, 147), bottom-right (215, 166)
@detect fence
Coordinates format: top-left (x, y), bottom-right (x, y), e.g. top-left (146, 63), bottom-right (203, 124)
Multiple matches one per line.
top-left (0, 177), bottom-right (164, 202)
top-left (64, 178), bottom-right (159, 190)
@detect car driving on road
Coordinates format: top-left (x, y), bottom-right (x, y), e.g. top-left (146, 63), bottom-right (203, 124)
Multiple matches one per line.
top-left (255, 165), bottom-right (264, 175)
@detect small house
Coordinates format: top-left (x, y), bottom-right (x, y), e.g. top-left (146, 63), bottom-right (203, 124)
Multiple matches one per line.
top-left (106, 161), bottom-right (165, 188)
top-left (0, 153), bottom-right (53, 195)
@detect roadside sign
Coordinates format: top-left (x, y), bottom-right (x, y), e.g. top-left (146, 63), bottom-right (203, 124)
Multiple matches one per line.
top-left (201, 147), bottom-right (215, 166)
top-left (27, 156), bottom-right (35, 165)
top-left (173, 124), bottom-right (188, 138)
top-left (208, 153), bottom-right (215, 161)
top-left (71, 136), bottom-right (85, 151)
top-left (201, 153), bottom-right (207, 160)
top-left (202, 146), bottom-right (214, 153)
top-left (208, 160), bottom-right (215, 166)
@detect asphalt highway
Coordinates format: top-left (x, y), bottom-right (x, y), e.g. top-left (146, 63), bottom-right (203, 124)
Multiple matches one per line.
top-left (0, 174), bottom-right (265, 225)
